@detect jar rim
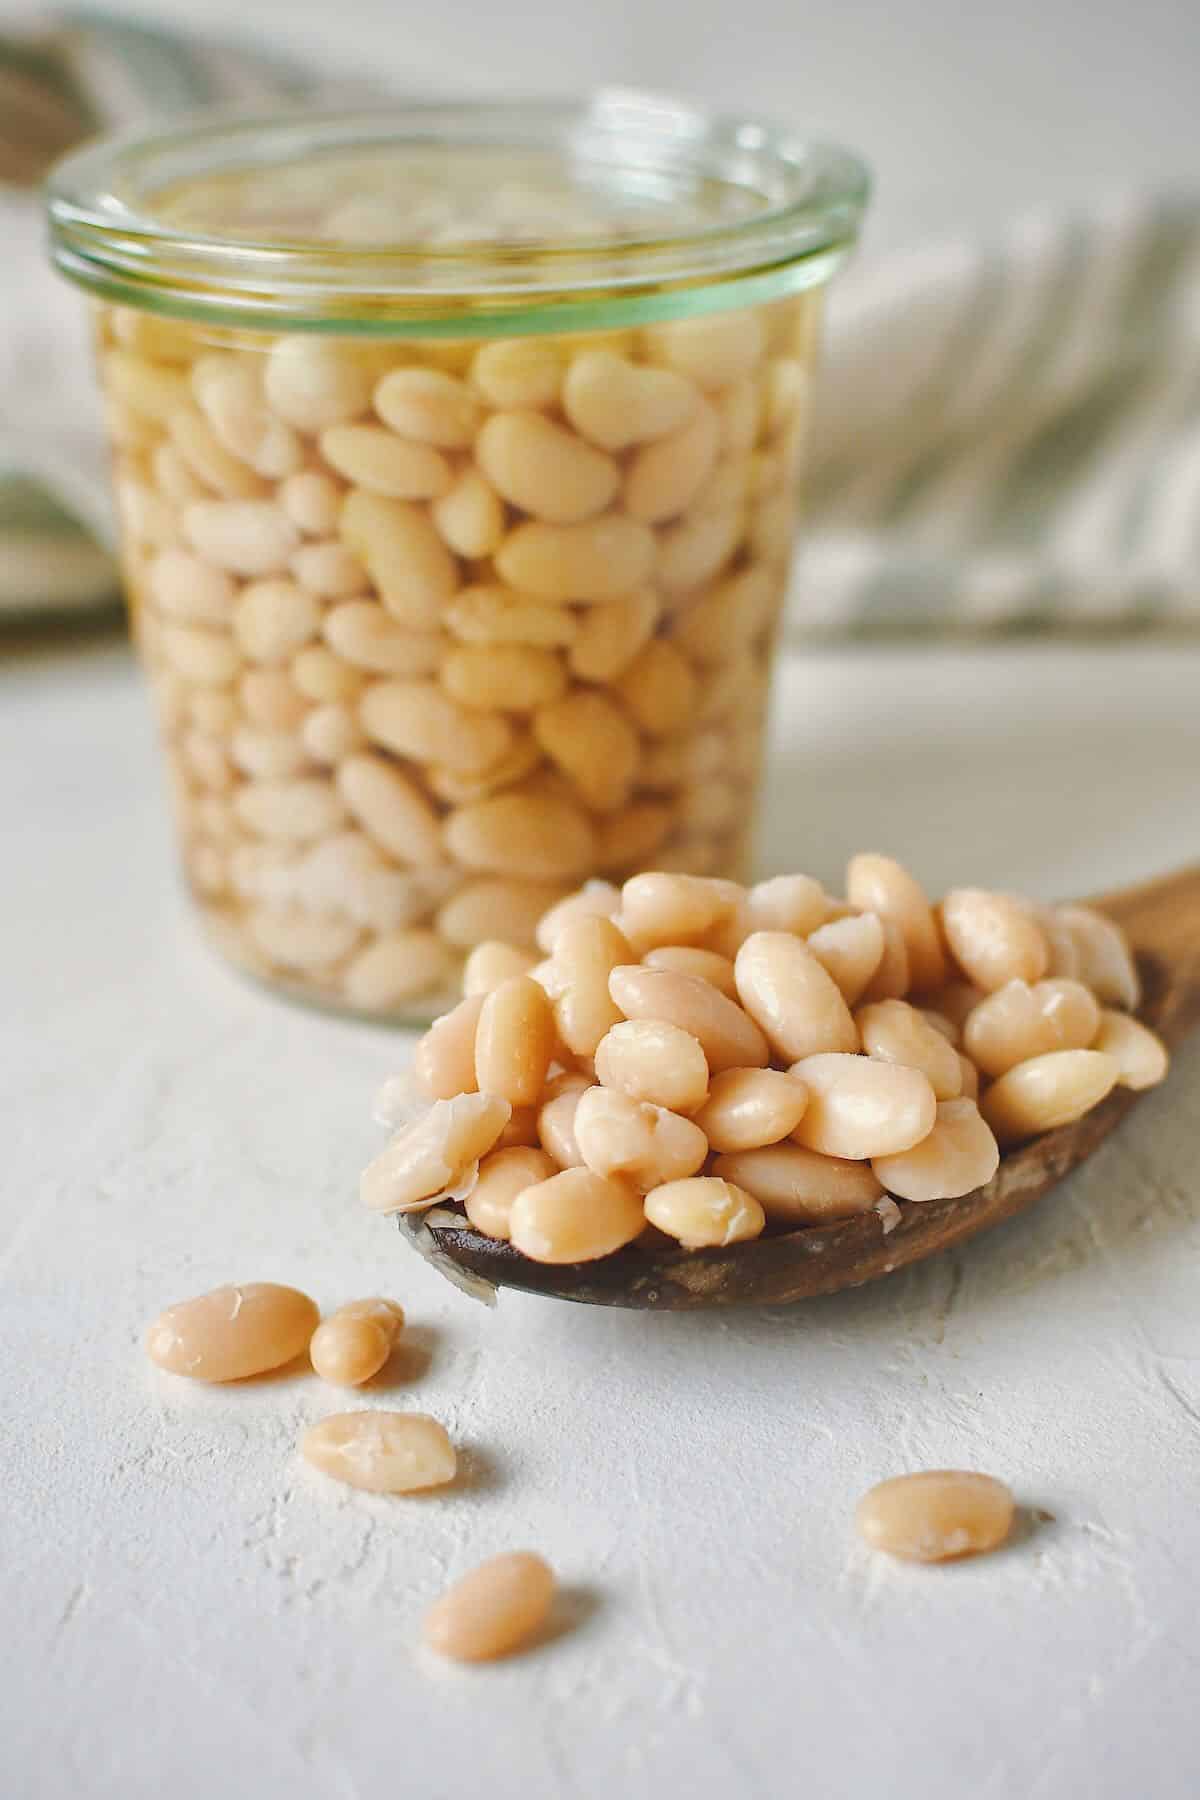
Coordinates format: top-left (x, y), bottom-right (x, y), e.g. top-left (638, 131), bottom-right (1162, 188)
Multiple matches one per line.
top-left (45, 94), bottom-right (869, 337)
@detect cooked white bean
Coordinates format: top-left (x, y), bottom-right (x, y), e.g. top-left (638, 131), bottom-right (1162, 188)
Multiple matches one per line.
top-left (279, 469), bottom-right (343, 536)
top-left (444, 583), bottom-right (577, 648)
top-left (567, 586), bottom-right (658, 682)
top-left (309, 1298), bottom-right (404, 1386)
top-left (655, 505), bottom-right (743, 593)
top-left (533, 690), bottom-right (639, 812)
top-left (856, 999), bottom-right (963, 1100)
top-left (465, 1146), bottom-right (557, 1239)
top-left (438, 879), bottom-right (569, 950)
top-left (197, 358), bottom-right (303, 478)
top-left (323, 602), bottom-right (442, 677)
top-left (594, 1019), bottom-right (709, 1114)
top-left (535, 881), bottom-right (622, 952)
top-left (340, 490), bottom-right (459, 628)
top-left (360, 679), bottom-right (513, 773)
top-left (265, 338), bottom-right (372, 431)
top-left (856, 1471), bottom-right (1014, 1562)
top-left (291, 644), bottom-right (365, 704)
top-left (431, 467), bottom-right (506, 558)
top-left (472, 338), bottom-right (564, 411)
top-left (443, 644), bottom-right (567, 714)
top-left (595, 804), bottom-right (676, 873)
top-left (170, 408), bottom-right (269, 498)
top-left (642, 312), bottom-right (767, 387)
top-left (229, 724), bottom-right (311, 780)
top-left (624, 398), bottom-right (719, 523)
top-left (713, 1144), bottom-right (884, 1225)
top-left (319, 423), bottom-right (451, 499)
top-left (476, 411), bottom-right (619, 523)
top-left (508, 1167), bottom-right (645, 1262)
top-left (806, 913), bottom-right (886, 1007)
top-left (463, 942), bottom-right (539, 996)
top-left (941, 888), bottom-right (1050, 992)
top-left (859, 917), bottom-right (912, 1003)
top-left (336, 753), bottom-right (444, 864)
top-left (233, 776), bottom-right (346, 843)
top-left (233, 580), bottom-right (320, 664)
top-left (790, 1053), bottom-right (937, 1159)
top-left (614, 639), bottom-right (698, 736)
top-left (247, 905), bottom-right (360, 969)
top-left (872, 1098), bottom-right (999, 1201)
top-left (1056, 905), bottom-right (1141, 1010)
top-left (149, 549), bottom-right (235, 625)
top-left (642, 945), bottom-right (739, 998)
top-left (184, 500), bottom-right (298, 576)
top-left (161, 623), bottom-right (240, 686)
top-left (290, 540), bottom-right (368, 599)
top-left (343, 931), bottom-right (453, 1011)
top-left (734, 932), bottom-right (859, 1061)
top-left (146, 1282), bottom-right (318, 1381)
top-left (562, 350), bottom-right (696, 450)
top-left (297, 703), bottom-right (365, 764)
top-left (847, 854), bottom-right (946, 993)
top-left (474, 976), bottom-right (557, 1106)
top-left (496, 515), bottom-right (656, 601)
top-left (361, 1092), bottom-right (511, 1212)
top-left (413, 994), bottom-right (484, 1099)
top-left (373, 366), bottom-right (480, 448)
top-left (981, 1049), bottom-right (1120, 1146)
top-left (424, 1552), bottom-right (555, 1662)
top-left (963, 978), bottom-right (1102, 1078)
top-left (537, 1072), bottom-right (591, 1169)
top-left (643, 1176), bottom-right (765, 1249)
top-left (549, 915), bottom-right (632, 1058)
top-left (444, 792), bottom-right (596, 882)
top-left (301, 1411), bottom-right (456, 1493)
top-left (618, 873), bottom-right (742, 952)
top-left (104, 349), bottom-right (191, 423)
top-left (609, 964), bottom-right (769, 1072)
top-left (1091, 1009), bottom-right (1168, 1090)
top-left (241, 667), bottom-right (310, 728)
top-left (573, 1086), bottom-right (708, 1189)
top-left (692, 1068), bottom-right (808, 1152)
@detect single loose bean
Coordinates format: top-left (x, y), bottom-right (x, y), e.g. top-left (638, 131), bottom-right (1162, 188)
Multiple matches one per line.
top-left (230, 724), bottom-right (311, 779)
top-left (856, 999), bottom-right (963, 1100)
top-left (373, 366), bottom-right (480, 448)
top-left (594, 1019), bottom-right (709, 1114)
top-left (655, 506), bottom-right (743, 592)
top-left (508, 1167), bottom-right (645, 1262)
top-left (475, 976), bottom-right (557, 1106)
top-left (340, 490), bottom-right (459, 628)
top-left (264, 338), bottom-right (373, 431)
top-left (301, 1411), bottom-right (456, 1493)
top-left (617, 873), bottom-right (742, 952)
top-left (233, 579), bottom-right (320, 663)
top-left (438, 878), bottom-right (569, 950)
top-left (643, 1176), bottom-right (765, 1249)
top-left (476, 411), bottom-right (619, 524)
top-left (310, 1301), bottom-right (401, 1386)
top-left (614, 638), bottom-right (698, 736)
top-left (846, 854), bottom-right (947, 993)
top-left (624, 398), bottom-right (720, 523)
top-left (692, 1068), bottom-right (808, 1152)
top-left (319, 424), bottom-right (452, 500)
top-left (149, 548), bottom-right (236, 625)
top-left (980, 1049), bottom-right (1120, 1147)
top-left (1092, 1009), bottom-right (1169, 1090)
top-left (963, 978), bottom-right (1102, 1078)
top-left (242, 667), bottom-right (309, 729)
top-left (361, 1092), bottom-right (511, 1212)
top-left (444, 583), bottom-right (577, 648)
top-left (465, 1146), bottom-right (557, 1239)
top-left (425, 1552), bottom-right (556, 1662)
top-left (323, 602), bottom-right (442, 677)
top-left (292, 644), bottom-right (365, 704)
top-left (941, 888), bottom-right (1050, 992)
top-left (790, 1053), bottom-right (938, 1159)
top-left (414, 994), bottom-right (485, 1099)
top-left (536, 882), bottom-right (622, 952)
top-left (609, 964), bottom-right (769, 1073)
top-left (568, 586), bottom-right (658, 681)
top-left (533, 690), bottom-right (640, 812)
top-left (496, 514), bottom-right (656, 601)
top-left (872, 1098), bottom-right (999, 1201)
top-left (290, 541), bottom-right (369, 600)
top-left (856, 1471), bottom-right (1015, 1563)
top-left (234, 776), bottom-right (346, 842)
top-left (431, 467), bottom-right (506, 558)
top-left (574, 1087), bottom-right (709, 1188)
top-left (537, 1074), bottom-right (591, 1169)
top-left (550, 915), bottom-right (632, 1057)
top-left (472, 338), bottom-right (564, 411)
top-left (146, 1282), bottom-right (318, 1381)
top-left (443, 643), bottom-right (567, 713)
top-left (734, 932), bottom-right (859, 1062)
top-left (642, 311), bottom-right (767, 387)
top-left (1056, 905), bottom-right (1141, 1010)
top-left (859, 917), bottom-right (911, 1003)
top-left (806, 913), bottom-right (886, 1007)
top-left (643, 945), bottom-right (739, 999)
top-left (713, 1144), bottom-right (884, 1225)
top-left (444, 792), bottom-right (596, 882)
top-left (360, 679), bottom-right (513, 774)
top-left (279, 469), bottom-right (343, 536)
top-left (463, 941), bottom-right (539, 996)
top-left (344, 931), bottom-right (454, 1011)
top-left (161, 624), bottom-right (240, 686)
top-left (247, 906), bottom-right (360, 970)
top-left (184, 499), bottom-right (299, 576)
top-left (563, 350), bottom-right (696, 450)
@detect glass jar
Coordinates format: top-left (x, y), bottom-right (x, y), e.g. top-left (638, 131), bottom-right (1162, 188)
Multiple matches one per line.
top-left (46, 97), bottom-right (867, 1021)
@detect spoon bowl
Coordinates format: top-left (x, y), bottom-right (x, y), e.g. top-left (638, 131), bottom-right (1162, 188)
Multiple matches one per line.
top-left (399, 865), bottom-right (1200, 1309)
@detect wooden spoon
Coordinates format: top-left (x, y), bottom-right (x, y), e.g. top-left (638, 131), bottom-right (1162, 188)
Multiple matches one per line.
top-left (398, 865), bottom-right (1200, 1310)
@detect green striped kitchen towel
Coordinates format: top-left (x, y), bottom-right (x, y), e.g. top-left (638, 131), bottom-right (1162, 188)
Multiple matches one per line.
top-left (0, 10), bottom-right (373, 621)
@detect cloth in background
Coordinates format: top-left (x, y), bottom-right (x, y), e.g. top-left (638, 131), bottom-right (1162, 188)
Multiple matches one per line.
top-left (5, 15), bottom-right (1200, 632)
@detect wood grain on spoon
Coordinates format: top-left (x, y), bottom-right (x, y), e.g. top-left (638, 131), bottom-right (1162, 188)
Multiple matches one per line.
top-left (399, 865), bottom-right (1200, 1310)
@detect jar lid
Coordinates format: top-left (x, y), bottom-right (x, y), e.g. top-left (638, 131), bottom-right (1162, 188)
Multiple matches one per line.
top-left (46, 94), bottom-right (868, 337)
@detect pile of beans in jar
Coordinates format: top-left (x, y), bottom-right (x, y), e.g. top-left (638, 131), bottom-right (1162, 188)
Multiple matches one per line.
top-left (99, 292), bottom-right (814, 1017)
top-left (361, 856), bottom-right (1169, 1259)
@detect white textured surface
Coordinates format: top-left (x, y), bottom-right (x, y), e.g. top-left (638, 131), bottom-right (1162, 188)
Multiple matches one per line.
top-left (3, 636), bottom-right (1200, 1800)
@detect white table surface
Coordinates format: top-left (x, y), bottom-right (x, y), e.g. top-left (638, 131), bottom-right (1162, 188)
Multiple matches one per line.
top-left (4, 631), bottom-right (1200, 1800)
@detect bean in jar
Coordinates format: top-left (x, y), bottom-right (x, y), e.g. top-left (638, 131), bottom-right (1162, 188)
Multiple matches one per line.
top-left (50, 101), bottom-right (870, 1023)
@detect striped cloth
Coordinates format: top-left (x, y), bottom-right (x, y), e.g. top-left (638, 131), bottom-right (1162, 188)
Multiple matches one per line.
top-left (5, 20), bottom-right (1200, 632)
